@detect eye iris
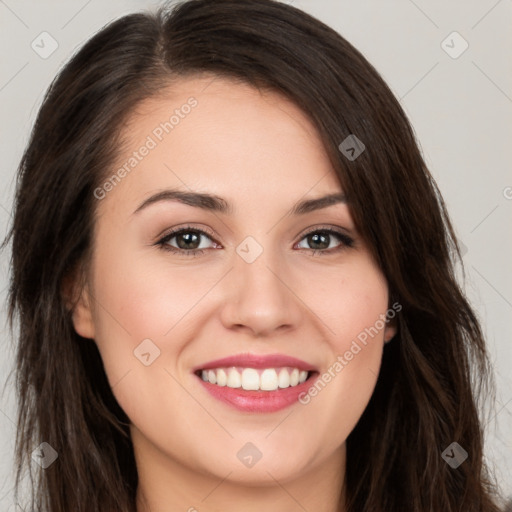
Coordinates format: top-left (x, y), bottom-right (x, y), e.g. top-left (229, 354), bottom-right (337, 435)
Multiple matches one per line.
top-left (308, 232), bottom-right (329, 250)
top-left (177, 231), bottom-right (200, 250)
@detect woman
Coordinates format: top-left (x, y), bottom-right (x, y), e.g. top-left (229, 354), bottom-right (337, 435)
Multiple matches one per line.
top-left (3, 0), bottom-right (505, 510)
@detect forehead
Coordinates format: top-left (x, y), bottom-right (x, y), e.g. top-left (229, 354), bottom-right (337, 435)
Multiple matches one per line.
top-left (99, 74), bottom-right (343, 215)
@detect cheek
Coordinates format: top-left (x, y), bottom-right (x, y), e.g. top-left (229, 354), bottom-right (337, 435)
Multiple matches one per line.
top-left (293, 260), bottom-right (389, 450)
top-left (88, 243), bottom-right (224, 383)
top-left (323, 261), bottom-right (389, 384)
top-left (87, 250), bottom-right (204, 431)
top-left (302, 256), bottom-right (390, 350)
top-left (87, 245), bottom-right (165, 382)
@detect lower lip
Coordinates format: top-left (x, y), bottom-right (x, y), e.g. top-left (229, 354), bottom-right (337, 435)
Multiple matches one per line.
top-left (195, 373), bottom-right (319, 413)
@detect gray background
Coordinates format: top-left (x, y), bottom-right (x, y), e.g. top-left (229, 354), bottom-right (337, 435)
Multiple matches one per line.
top-left (0, 0), bottom-right (510, 508)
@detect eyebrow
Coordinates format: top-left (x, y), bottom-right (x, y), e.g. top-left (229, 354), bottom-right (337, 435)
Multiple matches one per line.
top-left (132, 189), bottom-right (346, 216)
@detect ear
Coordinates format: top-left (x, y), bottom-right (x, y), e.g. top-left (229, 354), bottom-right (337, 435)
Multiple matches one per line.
top-left (61, 267), bottom-right (96, 339)
top-left (383, 316), bottom-right (397, 344)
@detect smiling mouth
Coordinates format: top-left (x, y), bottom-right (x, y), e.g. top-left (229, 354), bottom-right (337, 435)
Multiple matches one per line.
top-left (194, 366), bottom-right (316, 391)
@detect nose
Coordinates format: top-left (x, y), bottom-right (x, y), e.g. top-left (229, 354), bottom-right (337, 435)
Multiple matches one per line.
top-left (219, 247), bottom-right (303, 337)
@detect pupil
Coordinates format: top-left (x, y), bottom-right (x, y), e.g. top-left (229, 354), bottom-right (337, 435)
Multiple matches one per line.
top-left (178, 232), bottom-right (199, 250)
top-left (309, 233), bottom-right (328, 250)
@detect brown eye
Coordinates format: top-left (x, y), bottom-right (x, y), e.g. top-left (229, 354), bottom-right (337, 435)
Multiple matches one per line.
top-left (172, 231), bottom-right (202, 250)
top-left (157, 227), bottom-right (218, 256)
top-left (296, 228), bottom-right (354, 254)
top-left (305, 232), bottom-right (331, 250)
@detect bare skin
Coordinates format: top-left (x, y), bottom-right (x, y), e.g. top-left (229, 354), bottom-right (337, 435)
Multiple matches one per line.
top-left (71, 74), bottom-right (396, 512)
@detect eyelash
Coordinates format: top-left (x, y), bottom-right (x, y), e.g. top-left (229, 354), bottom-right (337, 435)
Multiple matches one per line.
top-left (155, 225), bottom-right (355, 258)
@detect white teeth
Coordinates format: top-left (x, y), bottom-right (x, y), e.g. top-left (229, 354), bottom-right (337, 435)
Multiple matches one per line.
top-left (216, 368), bottom-right (227, 386)
top-left (260, 369), bottom-right (278, 391)
top-left (278, 368), bottom-right (290, 388)
top-left (226, 368), bottom-right (241, 388)
top-left (200, 367), bottom-right (310, 391)
top-left (241, 368), bottom-right (260, 390)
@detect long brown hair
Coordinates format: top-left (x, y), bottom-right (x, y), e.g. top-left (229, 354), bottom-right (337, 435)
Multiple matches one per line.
top-left (3, 0), bottom-right (505, 510)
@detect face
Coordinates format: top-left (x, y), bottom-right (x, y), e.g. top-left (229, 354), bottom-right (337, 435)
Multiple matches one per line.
top-left (72, 75), bottom-right (396, 489)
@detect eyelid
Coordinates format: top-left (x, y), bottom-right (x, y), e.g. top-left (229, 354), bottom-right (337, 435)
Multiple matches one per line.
top-left (298, 224), bottom-right (353, 238)
top-left (156, 224), bottom-right (220, 245)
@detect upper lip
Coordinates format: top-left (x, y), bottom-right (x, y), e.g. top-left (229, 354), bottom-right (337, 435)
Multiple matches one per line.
top-left (193, 353), bottom-right (318, 373)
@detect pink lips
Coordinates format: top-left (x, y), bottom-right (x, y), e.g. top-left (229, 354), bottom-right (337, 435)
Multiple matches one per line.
top-left (193, 353), bottom-right (317, 372)
top-left (193, 353), bottom-right (319, 413)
